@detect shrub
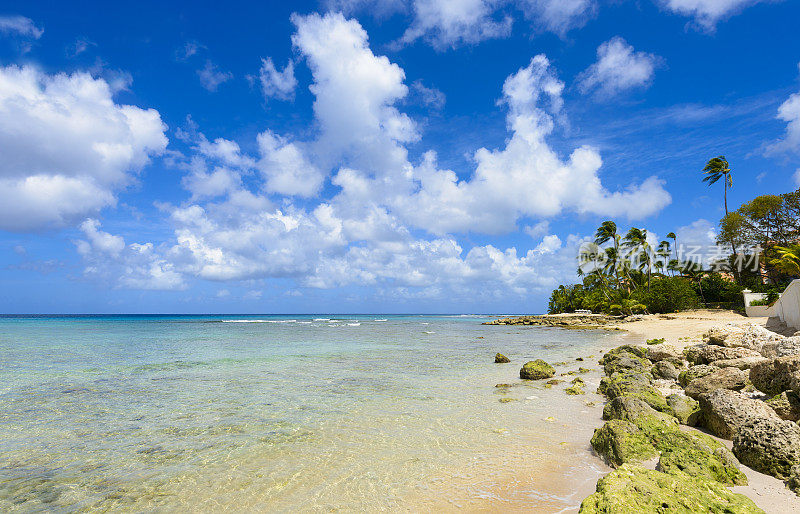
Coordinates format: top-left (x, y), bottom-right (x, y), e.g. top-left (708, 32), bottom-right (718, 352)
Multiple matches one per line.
top-left (635, 277), bottom-right (701, 313)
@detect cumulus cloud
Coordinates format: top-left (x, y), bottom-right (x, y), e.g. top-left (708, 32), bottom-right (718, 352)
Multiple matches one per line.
top-left (76, 219), bottom-right (184, 290)
top-left (578, 37), bottom-right (660, 97)
top-left (659, 0), bottom-right (769, 29)
top-left (766, 78), bottom-right (800, 155)
top-left (73, 13), bottom-right (669, 303)
top-left (0, 15), bottom-right (43, 39)
top-left (394, 55), bottom-right (671, 234)
top-left (0, 65), bottom-right (167, 231)
top-left (258, 57), bottom-right (297, 101)
top-left (197, 60), bottom-right (233, 91)
top-left (400, 0), bottom-right (513, 49)
top-left (411, 80), bottom-right (446, 110)
top-left (519, 0), bottom-right (595, 35)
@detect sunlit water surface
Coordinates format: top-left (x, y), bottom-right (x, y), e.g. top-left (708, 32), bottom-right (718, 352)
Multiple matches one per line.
top-left (0, 315), bottom-right (626, 512)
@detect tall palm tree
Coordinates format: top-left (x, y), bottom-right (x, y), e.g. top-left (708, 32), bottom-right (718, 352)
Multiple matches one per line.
top-left (702, 156), bottom-right (733, 215)
top-left (666, 232), bottom-right (677, 275)
top-left (702, 156), bottom-right (739, 276)
top-left (623, 227), bottom-right (652, 290)
top-left (595, 221), bottom-right (621, 288)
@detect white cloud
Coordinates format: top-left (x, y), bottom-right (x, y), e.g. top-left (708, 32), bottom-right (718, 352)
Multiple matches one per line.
top-left (578, 37), bottom-right (660, 97)
top-left (259, 57), bottom-right (297, 101)
top-left (0, 65), bottom-right (167, 231)
top-left (394, 55), bottom-right (671, 234)
top-left (0, 15), bottom-right (43, 39)
top-left (292, 11), bottom-right (418, 172)
top-left (766, 82), bottom-right (800, 155)
top-left (660, 0), bottom-right (769, 29)
top-left (197, 60), bottom-right (233, 92)
top-left (72, 13), bottom-right (669, 303)
top-left (793, 169), bottom-right (800, 187)
top-left (524, 220), bottom-right (550, 239)
top-left (400, 0), bottom-right (513, 49)
top-left (257, 131), bottom-right (325, 196)
top-left (76, 219), bottom-right (185, 290)
top-left (519, 0), bottom-right (595, 35)
top-left (411, 80), bottom-right (446, 110)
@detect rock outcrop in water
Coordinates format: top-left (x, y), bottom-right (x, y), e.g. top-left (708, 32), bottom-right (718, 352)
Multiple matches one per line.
top-left (483, 314), bottom-right (626, 328)
top-left (494, 352), bottom-right (510, 363)
top-left (519, 359), bottom-right (555, 380)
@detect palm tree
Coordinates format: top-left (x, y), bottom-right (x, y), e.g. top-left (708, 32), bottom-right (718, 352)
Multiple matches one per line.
top-left (595, 221), bottom-right (621, 288)
top-left (771, 244), bottom-right (800, 277)
top-left (702, 156), bottom-right (739, 277)
top-left (702, 156), bottom-right (733, 215)
top-left (623, 227), bottom-right (652, 290)
top-left (655, 240), bottom-right (671, 274)
top-left (666, 232), bottom-right (677, 275)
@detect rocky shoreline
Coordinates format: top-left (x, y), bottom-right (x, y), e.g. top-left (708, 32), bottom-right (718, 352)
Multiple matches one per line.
top-left (483, 313), bottom-right (629, 328)
top-left (498, 320), bottom-right (800, 512)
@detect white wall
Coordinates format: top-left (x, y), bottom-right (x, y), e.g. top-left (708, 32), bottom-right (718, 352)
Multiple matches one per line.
top-left (743, 291), bottom-right (776, 317)
top-left (774, 279), bottom-right (800, 330)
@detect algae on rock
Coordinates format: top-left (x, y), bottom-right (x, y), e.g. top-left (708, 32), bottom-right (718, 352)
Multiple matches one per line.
top-left (578, 465), bottom-right (762, 513)
top-left (590, 420), bottom-right (657, 467)
top-left (519, 359), bottom-right (556, 380)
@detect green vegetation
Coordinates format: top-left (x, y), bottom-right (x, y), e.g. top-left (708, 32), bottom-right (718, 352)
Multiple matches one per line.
top-left (548, 158), bottom-right (800, 316)
top-left (645, 338), bottom-right (665, 345)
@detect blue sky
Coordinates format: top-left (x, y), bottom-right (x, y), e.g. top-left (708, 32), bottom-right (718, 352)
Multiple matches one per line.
top-left (0, 0), bottom-right (799, 314)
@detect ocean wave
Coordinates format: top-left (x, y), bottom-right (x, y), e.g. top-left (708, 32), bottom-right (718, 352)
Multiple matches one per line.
top-left (221, 319), bottom-right (297, 323)
top-left (347, 323), bottom-right (361, 326)
top-left (373, 319), bottom-right (387, 322)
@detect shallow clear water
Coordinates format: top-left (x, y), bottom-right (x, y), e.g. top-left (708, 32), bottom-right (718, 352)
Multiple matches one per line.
top-left (0, 315), bottom-right (623, 512)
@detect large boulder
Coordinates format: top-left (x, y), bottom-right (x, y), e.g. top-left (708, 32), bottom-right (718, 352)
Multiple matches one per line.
top-left (698, 389), bottom-right (779, 439)
top-left (704, 325), bottom-right (745, 347)
top-left (656, 430), bottom-right (747, 486)
top-left (602, 396), bottom-right (678, 430)
top-left (598, 372), bottom-right (672, 414)
top-left (646, 344), bottom-right (682, 364)
top-left (684, 367), bottom-right (748, 400)
top-left (678, 364), bottom-right (718, 387)
top-left (685, 344), bottom-right (762, 365)
top-left (667, 394), bottom-right (701, 426)
top-left (711, 355), bottom-right (769, 370)
top-left (733, 417), bottom-right (800, 481)
top-left (740, 323), bottom-right (784, 351)
top-left (749, 355), bottom-right (800, 396)
top-left (590, 420), bottom-right (657, 467)
top-left (760, 336), bottom-right (800, 359)
top-left (652, 360), bottom-right (679, 380)
top-left (494, 353), bottom-right (510, 363)
top-left (519, 359), bottom-right (555, 380)
top-left (765, 391), bottom-right (800, 422)
top-left (578, 465), bottom-right (762, 514)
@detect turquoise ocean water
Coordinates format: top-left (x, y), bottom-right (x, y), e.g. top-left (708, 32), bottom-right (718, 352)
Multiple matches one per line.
top-left (0, 315), bottom-right (623, 512)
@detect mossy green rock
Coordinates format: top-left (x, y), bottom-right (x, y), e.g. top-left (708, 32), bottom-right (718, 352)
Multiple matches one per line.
top-left (601, 348), bottom-right (652, 375)
top-left (494, 353), bottom-right (510, 363)
top-left (656, 430), bottom-right (747, 486)
top-left (667, 394), bottom-right (701, 426)
top-left (603, 345), bottom-right (649, 360)
top-left (601, 396), bottom-right (744, 486)
top-left (598, 371), bottom-right (672, 414)
top-left (578, 465), bottom-right (763, 514)
top-left (566, 384), bottom-right (585, 395)
top-left (678, 364), bottom-right (718, 388)
top-left (590, 420), bottom-right (657, 467)
top-left (520, 359), bottom-right (555, 380)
